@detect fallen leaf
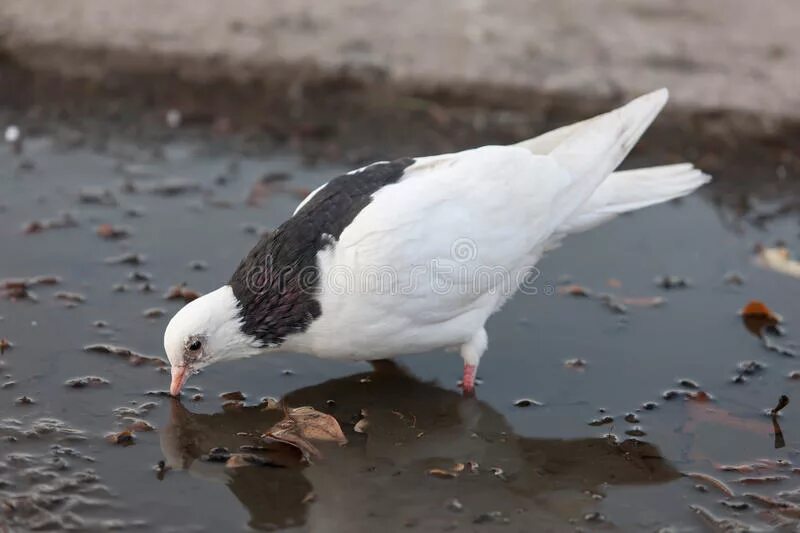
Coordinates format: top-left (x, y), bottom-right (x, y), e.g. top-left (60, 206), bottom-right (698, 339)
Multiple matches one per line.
top-left (262, 406), bottom-right (347, 461)
top-left (755, 246), bottom-right (800, 280)
top-left (55, 291), bottom-right (86, 304)
top-left (96, 224), bottom-right (131, 240)
top-left (427, 468), bottom-right (457, 479)
top-left (164, 283), bottom-right (201, 303)
top-left (0, 338), bottom-right (12, 354)
top-left (557, 284), bottom-right (592, 297)
top-left (685, 472), bottom-right (735, 497)
top-left (106, 430), bottom-right (135, 446)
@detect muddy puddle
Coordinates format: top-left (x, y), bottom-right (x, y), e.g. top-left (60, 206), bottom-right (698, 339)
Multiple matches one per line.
top-left (1, 122), bottom-right (800, 531)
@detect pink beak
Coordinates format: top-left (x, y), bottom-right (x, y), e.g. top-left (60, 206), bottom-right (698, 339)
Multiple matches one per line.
top-left (170, 366), bottom-right (190, 396)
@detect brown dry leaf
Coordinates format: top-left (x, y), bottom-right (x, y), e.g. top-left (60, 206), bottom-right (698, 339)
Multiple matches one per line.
top-left (106, 430), bottom-right (135, 446)
top-left (557, 284), bottom-right (592, 297)
top-left (427, 468), bottom-right (457, 479)
top-left (0, 338), bottom-right (12, 354)
top-left (263, 406), bottom-right (347, 461)
top-left (740, 300), bottom-right (783, 322)
top-left (685, 472), bottom-right (735, 497)
top-left (755, 246), bottom-right (800, 280)
top-left (164, 283), bottom-right (202, 303)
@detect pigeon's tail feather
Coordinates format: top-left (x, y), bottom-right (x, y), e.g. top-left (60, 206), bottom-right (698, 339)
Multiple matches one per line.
top-left (524, 89), bottom-right (670, 230)
top-left (544, 163), bottom-right (710, 250)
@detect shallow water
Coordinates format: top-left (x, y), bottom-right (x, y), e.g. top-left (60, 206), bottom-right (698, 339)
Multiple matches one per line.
top-left (1, 132), bottom-right (799, 531)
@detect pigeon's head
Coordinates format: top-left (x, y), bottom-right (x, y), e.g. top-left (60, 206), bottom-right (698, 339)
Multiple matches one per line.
top-left (163, 285), bottom-right (261, 396)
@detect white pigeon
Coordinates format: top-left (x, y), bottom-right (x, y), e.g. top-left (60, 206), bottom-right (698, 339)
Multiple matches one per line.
top-left (164, 89), bottom-right (709, 396)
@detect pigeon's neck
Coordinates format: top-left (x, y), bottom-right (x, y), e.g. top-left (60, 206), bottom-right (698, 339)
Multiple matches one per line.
top-left (229, 229), bottom-right (323, 347)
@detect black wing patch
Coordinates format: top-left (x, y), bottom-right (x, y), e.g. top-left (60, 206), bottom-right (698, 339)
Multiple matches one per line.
top-left (230, 157), bottom-right (415, 346)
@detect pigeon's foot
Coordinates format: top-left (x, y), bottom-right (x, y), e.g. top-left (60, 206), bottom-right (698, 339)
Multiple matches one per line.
top-left (460, 364), bottom-right (477, 396)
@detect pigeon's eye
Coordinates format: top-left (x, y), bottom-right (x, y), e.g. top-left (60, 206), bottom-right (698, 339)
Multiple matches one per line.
top-left (188, 340), bottom-right (202, 352)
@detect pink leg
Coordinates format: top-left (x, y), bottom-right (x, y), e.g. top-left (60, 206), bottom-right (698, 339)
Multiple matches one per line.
top-left (461, 364), bottom-right (477, 395)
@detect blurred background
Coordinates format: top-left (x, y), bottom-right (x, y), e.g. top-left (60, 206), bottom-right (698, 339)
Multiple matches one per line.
top-left (1, 2), bottom-right (800, 532)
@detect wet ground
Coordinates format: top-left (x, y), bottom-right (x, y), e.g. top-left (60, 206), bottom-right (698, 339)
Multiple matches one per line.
top-left (1, 121), bottom-right (800, 532)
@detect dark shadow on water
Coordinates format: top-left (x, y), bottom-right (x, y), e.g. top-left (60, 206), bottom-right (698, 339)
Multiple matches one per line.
top-left (161, 367), bottom-right (680, 531)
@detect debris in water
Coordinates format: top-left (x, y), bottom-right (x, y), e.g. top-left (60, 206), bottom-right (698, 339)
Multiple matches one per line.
top-left (104, 252), bottom-right (146, 266)
top-left (607, 278), bottom-right (622, 289)
top-left (763, 333), bottom-right (798, 357)
top-left (142, 307), bottom-right (166, 319)
top-left (155, 460), bottom-right (170, 480)
top-left (598, 293), bottom-right (628, 314)
top-left (262, 406), bottom-right (347, 461)
top-left (733, 360), bottom-right (766, 383)
top-left (719, 500), bottom-right (750, 511)
top-left (22, 212), bottom-right (78, 234)
top-left (513, 398), bottom-right (543, 407)
top-left (624, 413), bottom-right (640, 424)
top-left (148, 177), bottom-right (201, 196)
top-left (220, 391), bottom-right (246, 401)
top-left (79, 187), bottom-right (118, 206)
top-left (105, 430), bottom-right (135, 446)
top-left (201, 447), bottom-right (231, 463)
top-left (755, 245), bottom-right (800, 280)
top-left (771, 394), bottom-right (790, 416)
top-left (588, 416), bottom-right (614, 426)
top-left (83, 343), bottom-right (167, 367)
top-left (96, 224), bottom-right (131, 240)
top-left (353, 416), bottom-right (369, 434)
top-left (124, 419), bottom-right (155, 432)
top-left (564, 358), bottom-right (587, 370)
top-left (557, 284), bottom-right (592, 297)
top-left (625, 427), bottom-right (647, 437)
top-left (427, 468), bottom-right (457, 479)
top-left (685, 472), bottom-right (735, 497)
top-left (723, 272), bottom-right (746, 286)
top-left (740, 300), bottom-right (782, 324)
top-left (188, 260), bottom-right (208, 271)
top-left (15, 395), bottom-right (35, 405)
top-left (55, 291), bottom-right (86, 304)
top-left (0, 338), bottom-right (12, 354)
top-left (735, 475), bottom-right (789, 484)
top-left (191, 394), bottom-right (204, 402)
top-left (583, 512), bottom-right (605, 523)
top-left (163, 283), bottom-right (201, 303)
top-left (654, 275), bottom-right (690, 289)
top-left (225, 453), bottom-right (284, 468)
top-left (246, 172), bottom-right (292, 207)
top-left (446, 498), bottom-right (463, 512)
top-left (621, 295), bottom-right (665, 307)
top-left (642, 401), bottom-right (659, 410)
top-left (473, 511), bottom-right (510, 525)
top-left (687, 390), bottom-right (713, 402)
top-left (65, 376), bottom-right (110, 388)
top-left (678, 378), bottom-right (699, 389)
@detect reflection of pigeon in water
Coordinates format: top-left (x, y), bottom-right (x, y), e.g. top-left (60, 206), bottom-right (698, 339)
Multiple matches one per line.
top-left (163, 89), bottom-right (709, 395)
top-left (160, 367), bottom-right (680, 531)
